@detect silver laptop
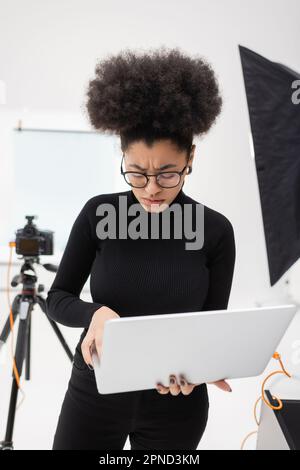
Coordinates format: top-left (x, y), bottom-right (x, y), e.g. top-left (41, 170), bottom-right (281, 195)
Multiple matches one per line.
top-left (91, 304), bottom-right (297, 394)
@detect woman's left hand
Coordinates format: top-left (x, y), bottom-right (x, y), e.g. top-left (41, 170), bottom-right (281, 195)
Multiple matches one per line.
top-left (156, 374), bottom-right (201, 396)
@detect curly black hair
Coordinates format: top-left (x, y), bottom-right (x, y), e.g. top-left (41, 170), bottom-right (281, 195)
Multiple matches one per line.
top-left (84, 46), bottom-right (222, 155)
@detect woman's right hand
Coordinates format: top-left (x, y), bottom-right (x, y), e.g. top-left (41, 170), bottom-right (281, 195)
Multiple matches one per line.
top-left (81, 306), bottom-right (120, 367)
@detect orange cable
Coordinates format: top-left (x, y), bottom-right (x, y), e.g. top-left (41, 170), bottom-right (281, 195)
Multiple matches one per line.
top-left (240, 351), bottom-right (291, 450)
top-left (6, 242), bottom-right (25, 407)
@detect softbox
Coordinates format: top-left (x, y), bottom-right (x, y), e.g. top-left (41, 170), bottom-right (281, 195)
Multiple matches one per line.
top-left (239, 45), bottom-right (300, 286)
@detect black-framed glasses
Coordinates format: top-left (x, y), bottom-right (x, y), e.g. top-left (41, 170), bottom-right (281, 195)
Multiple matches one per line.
top-left (120, 153), bottom-right (191, 189)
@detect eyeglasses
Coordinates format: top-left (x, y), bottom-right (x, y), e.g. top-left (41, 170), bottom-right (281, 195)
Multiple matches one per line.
top-left (120, 153), bottom-right (192, 189)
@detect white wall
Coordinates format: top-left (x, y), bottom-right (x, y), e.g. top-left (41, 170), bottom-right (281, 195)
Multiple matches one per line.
top-left (0, 0), bottom-right (300, 450)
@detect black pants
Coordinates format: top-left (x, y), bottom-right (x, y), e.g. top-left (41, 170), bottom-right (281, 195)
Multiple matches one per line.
top-left (52, 351), bottom-right (209, 450)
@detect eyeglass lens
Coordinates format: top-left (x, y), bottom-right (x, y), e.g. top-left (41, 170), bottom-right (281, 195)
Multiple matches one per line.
top-left (124, 172), bottom-right (181, 188)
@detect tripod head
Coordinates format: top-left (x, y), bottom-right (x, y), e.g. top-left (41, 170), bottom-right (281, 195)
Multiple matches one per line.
top-left (11, 255), bottom-right (58, 293)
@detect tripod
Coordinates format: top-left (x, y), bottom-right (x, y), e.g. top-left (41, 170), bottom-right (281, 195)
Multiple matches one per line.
top-left (0, 256), bottom-right (74, 450)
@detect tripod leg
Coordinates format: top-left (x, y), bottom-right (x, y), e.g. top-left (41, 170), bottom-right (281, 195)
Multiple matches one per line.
top-left (36, 296), bottom-right (74, 362)
top-left (0, 296), bottom-right (21, 353)
top-left (24, 312), bottom-right (31, 381)
top-left (0, 299), bottom-right (33, 450)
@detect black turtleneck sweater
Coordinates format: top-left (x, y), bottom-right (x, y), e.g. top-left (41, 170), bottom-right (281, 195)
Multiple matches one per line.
top-left (46, 188), bottom-right (236, 351)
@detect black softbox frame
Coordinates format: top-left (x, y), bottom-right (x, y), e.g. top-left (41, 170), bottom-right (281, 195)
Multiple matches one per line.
top-left (239, 45), bottom-right (300, 286)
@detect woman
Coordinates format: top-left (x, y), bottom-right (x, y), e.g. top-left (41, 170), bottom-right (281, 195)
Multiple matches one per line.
top-left (46, 47), bottom-right (236, 450)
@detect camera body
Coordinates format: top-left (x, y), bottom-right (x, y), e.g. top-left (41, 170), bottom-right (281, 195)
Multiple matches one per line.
top-left (15, 215), bottom-right (53, 257)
